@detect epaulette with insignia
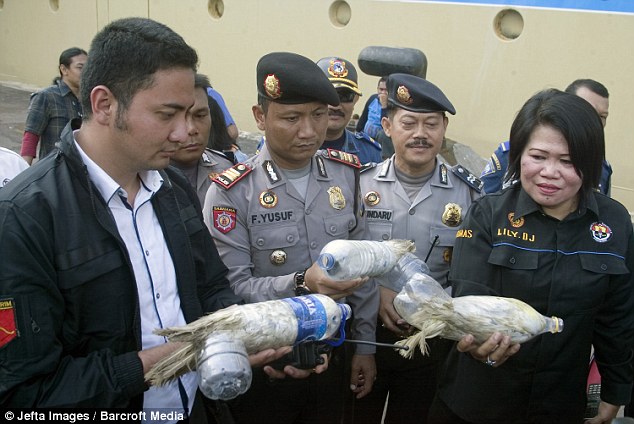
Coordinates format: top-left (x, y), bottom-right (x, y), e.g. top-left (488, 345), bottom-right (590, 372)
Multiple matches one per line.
top-left (500, 141), bottom-right (510, 152)
top-left (325, 148), bottom-right (361, 168)
top-left (212, 163), bottom-right (252, 190)
top-left (354, 132), bottom-right (382, 150)
top-left (360, 162), bottom-right (378, 173)
top-left (452, 165), bottom-right (483, 193)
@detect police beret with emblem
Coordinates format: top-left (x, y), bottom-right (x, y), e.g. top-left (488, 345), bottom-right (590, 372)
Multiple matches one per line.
top-left (316, 56), bottom-right (362, 96)
top-left (386, 73), bottom-right (455, 115)
top-left (257, 52), bottom-right (340, 106)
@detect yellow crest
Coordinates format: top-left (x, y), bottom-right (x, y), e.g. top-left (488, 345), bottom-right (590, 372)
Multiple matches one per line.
top-left (396, 85), bottom-right (413, 105)
top-left (327, 186), bottom-right (346, 210)
top-left (442, 203), bottom-right (462, 227)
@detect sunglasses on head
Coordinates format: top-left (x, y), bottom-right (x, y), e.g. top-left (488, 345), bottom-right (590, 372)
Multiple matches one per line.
top-left (336, 90), bottom-right (356, 103)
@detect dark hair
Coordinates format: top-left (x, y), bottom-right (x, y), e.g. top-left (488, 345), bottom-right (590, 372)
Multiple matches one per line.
top-left (195, 73), bottom-right (211, 90)
top-left (53, 47), bottom-right (87, 84)
top-left (208, 94), bottom-right (235, 151)
top-left (257, 95), bottom-right (270, 114)
top-left (378, 76), bottom-right (388, 85)
top-left (506, 88), bottom-right (604, 199)
top-left (80, 17), bottom-right (198, 120)
top-left (565, 79), bottom-right (609, 99)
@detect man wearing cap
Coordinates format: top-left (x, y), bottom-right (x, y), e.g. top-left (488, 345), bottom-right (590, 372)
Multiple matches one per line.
top-left (203, 52), bottom-right (378, 423)
top-left (353, 73), bottom-right (482, 423)
top-left (316, 57), bottom-right (382, 165)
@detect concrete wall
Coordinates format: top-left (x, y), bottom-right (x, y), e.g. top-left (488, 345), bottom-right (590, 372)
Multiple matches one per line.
top-left (1, 0), bottom-right (633, 211)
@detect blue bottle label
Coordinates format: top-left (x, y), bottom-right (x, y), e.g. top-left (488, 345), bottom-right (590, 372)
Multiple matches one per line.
top-left (283, 295), bottom-right (328, 343)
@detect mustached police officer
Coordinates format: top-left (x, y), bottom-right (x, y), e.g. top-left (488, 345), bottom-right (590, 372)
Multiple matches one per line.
top-left (353, 73), bottom-right (482, 423)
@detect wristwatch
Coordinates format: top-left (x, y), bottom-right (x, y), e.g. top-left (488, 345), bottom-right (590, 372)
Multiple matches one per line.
top-left (294, 269), bottom-right (311, 296)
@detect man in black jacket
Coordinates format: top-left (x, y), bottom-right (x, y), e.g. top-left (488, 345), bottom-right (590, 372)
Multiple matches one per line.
top-left (0, 17), bottom-right (286, 416)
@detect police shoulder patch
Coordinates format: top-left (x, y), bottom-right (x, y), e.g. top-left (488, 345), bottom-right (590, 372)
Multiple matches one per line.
top-left (325, 148), bottom-right (361, 168)
top-left (354, 132), bottom-right (382, 150)
top-left (452, 165), bottom-right (483, 193)
top-left (212, 163), bottom-right (252, 190)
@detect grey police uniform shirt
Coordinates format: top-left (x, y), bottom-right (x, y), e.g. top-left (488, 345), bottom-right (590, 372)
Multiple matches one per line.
top-left (203, 145), bottom-right (378, 354)
top-left (195, 149), bottom-right (234, 206)
top-left (360, 156), bottom-right (482, 287)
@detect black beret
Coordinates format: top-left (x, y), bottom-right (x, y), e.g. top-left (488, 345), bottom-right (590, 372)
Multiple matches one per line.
top-left (386, 73), bottom-right (455, 115)
top-left (257, 52), bottom-right (340, 106)
top-left (316, 57), bottom-right (362, 96)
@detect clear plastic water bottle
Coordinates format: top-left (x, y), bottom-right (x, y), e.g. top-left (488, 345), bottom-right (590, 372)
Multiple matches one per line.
top-left (197, 331), bottom-right (252, 401)
top-left (376, 252), bottom-right (430, 292)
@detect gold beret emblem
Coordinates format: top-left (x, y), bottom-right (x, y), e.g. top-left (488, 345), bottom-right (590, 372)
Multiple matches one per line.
top-left (328, 59), bottom-right (348, 78)
top-left (264, 74), bottom-right (282, 99)
top-left (442, 203), bottom-right (462, 227)
top-left (396, 85), bottom-right (414, 105)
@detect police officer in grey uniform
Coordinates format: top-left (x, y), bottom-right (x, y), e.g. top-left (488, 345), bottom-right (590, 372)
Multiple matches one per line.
top-left (203, 52), bottom-right (378, 424)
top-left (353, 73), bottom-right (482, 424)
top-left (316, 56), bottom-right (382, 164)
top-left (170, 73), bottom-right (234, 206)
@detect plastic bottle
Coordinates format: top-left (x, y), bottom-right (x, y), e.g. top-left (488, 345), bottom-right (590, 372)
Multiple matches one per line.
top-left (194, 295), bottom-right (351, 400)
top-left (197, 332), bottom-right (251, 401)
top-left (317, 239), bottom-right (414, 281)
top-left (375, 252), bottom-right (431, 292)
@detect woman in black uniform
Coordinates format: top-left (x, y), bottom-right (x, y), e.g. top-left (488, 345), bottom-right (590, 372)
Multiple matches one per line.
top-left (429, 88), bottom-right (634, 424)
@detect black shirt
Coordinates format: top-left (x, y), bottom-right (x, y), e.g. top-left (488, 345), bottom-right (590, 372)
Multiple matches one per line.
top-left (438, 185), bottom-right (634, 423)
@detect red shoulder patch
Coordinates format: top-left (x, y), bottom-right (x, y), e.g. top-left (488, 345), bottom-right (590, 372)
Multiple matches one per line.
top-left (0, 298), bottom-right (18, 348)
top-left (326, 149), bottom-right (361, 168)
top-left (212, 164), bottom-right (252, 190)
top-left (213, 207), bottom-right (237, 234)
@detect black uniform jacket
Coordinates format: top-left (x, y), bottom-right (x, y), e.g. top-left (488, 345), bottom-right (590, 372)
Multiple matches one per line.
top-left (0, 129), bottom-right (242, 407)
top-left (438, 185), bottom-right (634, 423)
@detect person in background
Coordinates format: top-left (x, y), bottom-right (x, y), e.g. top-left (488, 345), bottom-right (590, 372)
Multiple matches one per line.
top-left (0, 146), bottom-right (29, 188)
top-left (207, 86), bottom-right (240, 141)
top-left (0, 18), bottom-right (287, 416)
top-left (356, 76), bottom-right (388, 139)
top-left (429, 89), bottom-right (633, 424)
top-left (203, 52), bottom-right (378, 424)
top-left (316, 56), bottom-right (382, 164)
top-left (481, 78), bottom-right (612, 195)
top-left (354, 73), bottom-right (481, 424)
top-left (356, 75), bottom-right (395, 160)
top-left (206, 91), bottom-right (249, 163)
top-left (170, 73), bottom-right (234, 207)
top-left (20, 47), bottom-right (87, 164)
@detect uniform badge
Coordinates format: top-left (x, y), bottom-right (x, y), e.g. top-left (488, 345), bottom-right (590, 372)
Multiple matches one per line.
top-left (212, 207), bottom-right (236, 234)
top-left (316, 156), bottom-right (328, 178)
top-left (396, 85), bottom-right (414, 105)
top-left (0, 298), bottom-right (17, 348)
top-left (264, 74), bottom-right (282, 99)
top-left (260, 191), bottom-right (278, 208)
top-left (508, 212), bottom-right (524, 228)
top-left (328, 186), bottom-right (346, 210)
top-left (442, 203), bottom-right (462, 227)
top-left (263, 160), bottom-right (280, 184)
top-left (208, 172), bottom-right (219, 181)
top-left (439, 163), bottom-right (448, 185)
top-left (443, 248), bottom-right (453, 263)
top-left (270, 250), bottom-right (287, 265)
top-left (364, 191), bottom-right (381, 206)
top-left (327, 58), bottom-right (349, 78)
top-left (590, 222), bottom-right (612, 243)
